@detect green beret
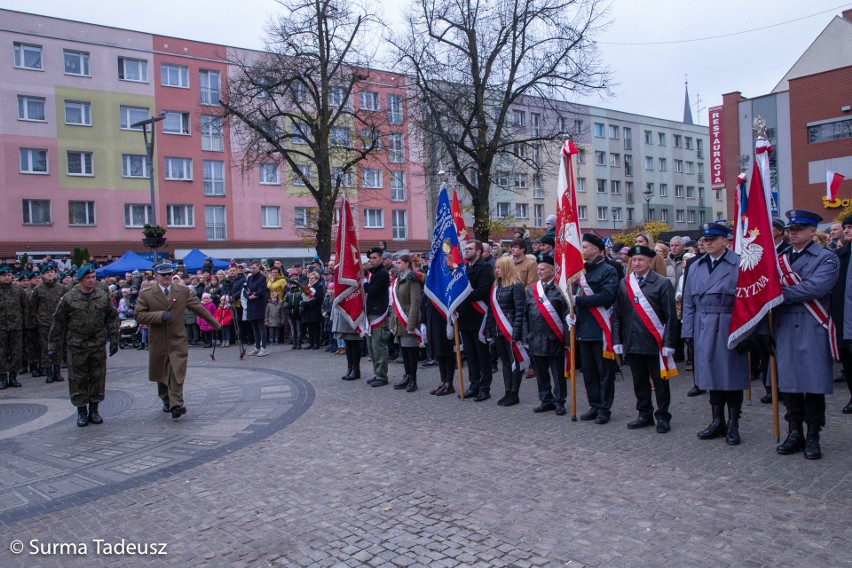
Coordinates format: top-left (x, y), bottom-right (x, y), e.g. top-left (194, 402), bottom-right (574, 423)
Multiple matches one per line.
top-left (40, 265), bottom-right (55, 274)
top-left (19, 273), bottom-right (30, 281)
top-left (0, 266), bottom-right (11, 275)
top-left (77, 264), bottom-right (96, 280)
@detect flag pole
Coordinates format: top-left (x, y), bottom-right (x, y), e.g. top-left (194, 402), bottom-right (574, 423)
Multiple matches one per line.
top-left (565, 275), bottom-right (577, 421)
top-left (768, 312), bottom-right (780, 442)
top-left (453, 319), bottom-right (465, 399)
top-left (745, 352), bottom-right (752, 406)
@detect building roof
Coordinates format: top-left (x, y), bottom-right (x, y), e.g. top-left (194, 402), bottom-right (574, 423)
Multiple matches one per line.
top-left (771, 13), bottom-right (852, 93)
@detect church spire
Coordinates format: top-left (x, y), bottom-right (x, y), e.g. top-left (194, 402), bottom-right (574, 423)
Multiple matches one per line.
top-left (683, 79), bottom-right (694, 125)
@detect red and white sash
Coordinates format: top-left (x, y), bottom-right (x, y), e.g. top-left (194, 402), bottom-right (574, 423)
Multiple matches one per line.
top-left (532, 281), bottom-right (570, 369)
top-left (578, 274), bottom-right (615, 360)
top-left (391, 277), bottom-right (424, 345)
top-left (627, 274), bottom-right (678, 379)
top-left (490, 285), bottom-right (530, 370)
top-left (471, 300), bottom-right (489, 344)
top-left (779, 254), bottom-right (839, 360)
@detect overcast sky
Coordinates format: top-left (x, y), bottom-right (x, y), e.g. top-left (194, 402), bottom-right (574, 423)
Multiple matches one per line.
top-left (5, 0), bottom-right (850, 124)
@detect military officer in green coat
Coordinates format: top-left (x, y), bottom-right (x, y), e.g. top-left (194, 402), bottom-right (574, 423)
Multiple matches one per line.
top-left (0, 266), bottom-right (28, 389)
top-left (30, 266), bottom-right (66, 383)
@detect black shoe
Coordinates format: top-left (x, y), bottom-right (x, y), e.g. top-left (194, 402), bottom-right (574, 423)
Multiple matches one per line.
top-left (474, 391), bottom-right (490, 402)
top-left (170, 405), bottom-right (187, 419)
top-left (697, 404), bottom-right (726, 440)
top-left (776, 422), bottom-right (805, 455)
top-left (163, 403), bottom-right (171, 413)
top-left (759, 392), bottom-right (773, 404)
top-left (421, 359), bottom-right (438, 368)
top-left (595, 414), bottom-right (610, 424)
top-left (76, 406), bottom-right (89, 427)
top-left (842, 399), bottom-right (852, 414)
top-left (462, 389), bottom-right (479, 399)
top-left (0, 373), bottom-right (7, 390)
top-left (804, 424), bottom-right (822, 460)
top-left (45, 366), bottom-right (55, 384)
top-left (533, 403), bottom-right (556, 413)
top-left (502, 392), bottom-right (519, 407)
top-left (370, 379), bottom-right (388, 387)
top-left (627, 416), bottom-right (654, 429)
top-left (405, 379), bottom-right (418, 393)
top-left (136, 344), bottom-right (146, 350)
top-left (393, 375), bottom-right (411, 390)
top-left (555, 403), bottom-right (566, 416)
top-left (32, 366), bottom-right (44, 378)
top-left (496, 393), bottom-right (509, 406)
top-left (342, 368), bottom-right (354, 380)
top-left (7, 373), bottom-right (21, 388)
top-left (687, 386), bottom-right (706, 397)
top-left (343, 369), bottom-right (361, 381)
top-left (53, 365), bottom-right (64, 381)
top-left (656, 419), bottom-right (670, 433)
top-left (580, 408), bottom-right (597, 421)
top-left (88, 403), bottom-right (103, 425)
top-left (435, 383), bottom-right (455, 397)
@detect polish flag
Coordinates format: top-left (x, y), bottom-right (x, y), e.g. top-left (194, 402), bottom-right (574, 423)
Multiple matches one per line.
top-left (826, 170), bottom-right (845, 202)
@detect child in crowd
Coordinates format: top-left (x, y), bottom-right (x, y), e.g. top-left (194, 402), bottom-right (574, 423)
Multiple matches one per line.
top-left (216, 295), bottom-right (234, 347)
top-left (198, 293), bottom-right (217, 348)
top-left (266, 292), bottom-right (284, 345)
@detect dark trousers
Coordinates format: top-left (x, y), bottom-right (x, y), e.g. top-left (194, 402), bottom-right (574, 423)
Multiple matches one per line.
top-left (250, 320), bottom-right (267, 349)
top-left (459, 329), bottom-right (493, 394)
top-left (628, 353), bottom-right (671, 422)
top-left (708, 389), bottom-right (744, 407)
top-left (345, 339), bottom-right (361, 368)
top-left (401, 346), bottom-right (419, 380)
top-left (185, 324), bottom-right (198, 345)
top-left (437, 355), bottom-right (457, 383)
top-left (838, 336), bottom-right (852, 398)
top-left (495, 336), bottom-right (522, 394)
top-left (579, 341), bottom-right (616, 416)
top-left (534, 354), bottom-right (566, 405)
top-left (305, 322), bottom-right (321, 347)
top-left (288, 315), bottom-right (300, 344)
top-left (783, 392), bottom-right (826, 427)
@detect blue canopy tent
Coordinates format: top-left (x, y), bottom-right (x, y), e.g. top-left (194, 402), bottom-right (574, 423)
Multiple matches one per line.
top-left (95, 251), bottom-right (153, 278)
top-left (180, 249), bottom-right (230, 272)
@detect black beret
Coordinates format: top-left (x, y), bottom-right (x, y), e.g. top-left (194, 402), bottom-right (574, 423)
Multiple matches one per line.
top-left (626, 245), bottom-right (656, 259)
top-left (539, 234), bottom-right (555, 247)
top-left (536, 253), bottom-right (554, 265)
top-left (771, 218), bottom-right (787, 232)
top-left (842, 215), bottom-right (852, 227)
top-left (582, 233), bottom-right (605, 251)
top-left (366, 247), bottom-right (383, 257)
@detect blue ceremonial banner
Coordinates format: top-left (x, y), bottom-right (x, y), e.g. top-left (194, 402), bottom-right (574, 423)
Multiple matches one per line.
top-left (424, 184), bottom-right (472, 317)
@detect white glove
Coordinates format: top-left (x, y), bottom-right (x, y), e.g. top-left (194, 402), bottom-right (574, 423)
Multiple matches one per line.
top-left (662, 347), bottom-right (675, 358)
top-left (566, 313), bottom-right (576, 329)
top-left (613, 344), bottom-right (624, 355)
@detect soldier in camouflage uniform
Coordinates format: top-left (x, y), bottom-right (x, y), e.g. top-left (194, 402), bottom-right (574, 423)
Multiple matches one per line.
top-left (24, 271), bottom-right (43, 377)
top-left (30, 266), bottom-right (66, 383)
top-left (0, 266), bottom-right (28, 389)
top-left (48, 265), bottom-right (119, 427)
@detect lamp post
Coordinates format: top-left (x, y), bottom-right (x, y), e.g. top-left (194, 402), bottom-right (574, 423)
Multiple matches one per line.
top-left (131, 112), bottom-right (166, 264)
top-left (642, 186), bottom-right (653, 223)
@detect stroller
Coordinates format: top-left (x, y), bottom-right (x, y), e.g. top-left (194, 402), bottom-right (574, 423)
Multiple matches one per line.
top-left (119, 318), bottom-right (142, 349)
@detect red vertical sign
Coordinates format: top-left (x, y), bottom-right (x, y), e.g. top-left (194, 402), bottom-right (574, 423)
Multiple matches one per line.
top-left (709, 106), bottom-right (725, 190)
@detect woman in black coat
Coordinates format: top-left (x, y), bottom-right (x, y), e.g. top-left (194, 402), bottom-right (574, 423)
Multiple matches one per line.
top-left (244, 261), bottom-right (269, 355)
top-left (299, 271), bottom-right (325, 349)
top-left (487, 255), bottom-right (526, 406)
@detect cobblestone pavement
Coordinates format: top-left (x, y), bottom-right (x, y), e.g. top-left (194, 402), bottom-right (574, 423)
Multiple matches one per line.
top-left (0, 343), bottom-right (850, 567)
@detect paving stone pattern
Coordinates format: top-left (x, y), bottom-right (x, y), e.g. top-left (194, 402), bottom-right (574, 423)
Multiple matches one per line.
top-left (0, 345), bottom-right (849, 567)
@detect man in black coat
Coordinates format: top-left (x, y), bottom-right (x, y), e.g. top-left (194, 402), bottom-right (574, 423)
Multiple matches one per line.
top-left (831, 215), bottom-right (852, 413)
top-left (458, 240), bottom-right (496, 401)
top-left (613, 246), bottom-right (678, 433)
top-left (363, 247), bottom-right (391, 386)
top-left (573, 234), bottom-right (619, 424)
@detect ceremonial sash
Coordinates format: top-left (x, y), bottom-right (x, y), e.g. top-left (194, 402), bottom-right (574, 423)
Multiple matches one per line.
top-left (471, 300), bottom-right (489, 344)
top-left (532, 281), bottom-right (570, 370)
top-left (391, 277), bottom-right (424, 345)
top-left (578, 274), bottom-right (615, 360)
top-left (627, 274), bottom-right (678, 379)
top-left (778, 254), bottom-right (839, 360)
top-left (490, 285), bottom-right (530, 370)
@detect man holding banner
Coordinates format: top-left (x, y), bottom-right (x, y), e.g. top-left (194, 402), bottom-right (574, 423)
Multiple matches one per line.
top-left (457, 240), bottom-right (495, 401)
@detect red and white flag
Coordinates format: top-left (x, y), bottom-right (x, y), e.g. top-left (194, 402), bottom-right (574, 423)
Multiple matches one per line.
top-left (450, 190), bottom-right (467, 265)
top-left (826, 170), bottom-right (845, 202)
top-left (554, 139), bottom-right (584, 297)
top-left (332, 194), bottom-right (366, 330)
top-left (728, 139), bottom-right (783, 349)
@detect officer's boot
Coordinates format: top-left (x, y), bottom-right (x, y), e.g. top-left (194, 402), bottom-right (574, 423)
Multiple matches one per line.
top-left (341, 364), bottom-right (353, 381)
top-left (393, 374), bottom-right (411, 390)
top-left (0, 373), bottom-right (7, 390)
top-left (697, 404), bottom-right (726, 440)
top-left (76, 406), bottom-right (89, 427)
top-left (776, 420), bottom-right (805, 454)
top-left (53, 365), bottom-right (64, 382)
top-left (7, 372), bottom-right (22, 388)
top-left (804, 423), bottom-right (821, 460)
top-left (32, 365), bottom-right (44, 378)
top-left (45, 365), bottom-right (55, 384)
top-left (405, 372), bottom-right (418, 393)
top-left (88, 402), bottom-right (103, 425)
top-left (350, 365), bottom-right (360, 380)
top-left (725, 404), bottom-right (741, 446)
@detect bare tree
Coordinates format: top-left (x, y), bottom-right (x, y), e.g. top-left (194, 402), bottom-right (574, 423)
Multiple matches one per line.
top-left (392, 0), bottom-right (610, 242)
top-left (220, 0), bottom-right (383, 261)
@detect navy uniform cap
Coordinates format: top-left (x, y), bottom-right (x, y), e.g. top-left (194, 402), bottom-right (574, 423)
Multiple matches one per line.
top-left (785, 209), bottom-right (822, 228)
top-left (76, 264), bottom-right (96, 280)
top-left (700, 222), bottom-right (732, 238)
top-left (626, 245), bottom-right (656, 259)
top-left (537, 253), bottom-right (554, 265)
top-left (155, 263), bottom-right (175, 275)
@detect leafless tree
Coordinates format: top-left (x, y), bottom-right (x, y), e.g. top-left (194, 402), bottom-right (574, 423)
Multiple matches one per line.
top-left (391, 0), bottom-right (610, 242)
top-left (220, 0), bottom-right (383, 261)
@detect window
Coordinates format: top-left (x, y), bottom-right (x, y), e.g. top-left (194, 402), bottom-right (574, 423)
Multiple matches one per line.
top-left (23, 199), bottom-right (50, 225)
top-left (698, 163), bottom-right (705, 182)
top-left (674, 159), bottom-right (684, 173)
top-left (67, 151), bottom-right (93, 176)
top-left (164, 157), bottom-right (192, 181)
top-left (531, 113), bottom-right (541, 137)
top-left (531, 144), bottom-right (540, 166)
top-left (612, 207), bottom-right (622, 221)
top-left (698, 187), bottom-right (705, 201)
top-left (329, 86), bottom-right (348, 108)
top-left (293, 164), bottom-right (312, 186)
top-left (261, 206), bottom-right (281, 228)
top-left (68, 201), bottom-right (95, 226)
top-left (627, 208), bottom-right (634, 222)
top-left (659, 184), bottom-right (668, 197)
top-left (645, 156), bottom-right (653, 170)
top-left (610, 153), bottom-right (621, 168)
top-left (392, 210), bottom-right (407, 240)
top-left (626, 181), bottom-right (634, 201)
top-left (203, 160), bottom-right (225, 196)
top-left (624, 155), bottom-right (633, 176)
top-left (294, 207), bottom-right (310, 228)
top-left (360, 91), bottom-right (380, 111)
top-left (697, 138), bottom-right (704, 158)
top-left (513, 143), bottom-right (527, 158)
top-left (658, 132), bottom-right (666, 146)
top-left (595, 151), bottom-right (606, 165)
top-left (161, 63), bottom-right (189, 88)
top-left (577, 149), bottom-right (586, 164)
top-left (163, 111), bottom-right (190, 135)
top-left (624, 127), bottom-right (632, 150)
top-left (534, 204), bottom-right (544, 227)
top-left (686, 161), bottom-right (695, 174)
top-left (685, 137), bottom-right (693, 150)
top-left (495, 202), bottom-right (511, 218)
top-left (166, 204), bottom-right (194, 227)
top-left (515, 203), bottom-right (529, 219)
top-left (573, 119), bottom-right (583, 134)
top-left (512, 110), bottom-right (525, 127)
top-left (390, 171), bottom-right (406, 201)
top-left (289, 81), bottom-right (307, 102)
top-left (331, 126), bottom-right (352, 148)
top-left (658, 158), bottom-right (667, 172)
top-left (363, 168), bottom-right (382, 189)
top-left (205, 205), bottom-right (226, 240)
top-left (578, 205), bottom-right (588, 220)
top-left (388, 133), bottom-right (404, 163)
top-left (20, 148), bottom-right (48, 174)
top-left (387, 94), bottom-right (402, 124)
top-left (533, 175), bottom-right (543, 199)
top-left (332, 167), bottom-right (355, 188)
top-left (14, 43), bottom-right (42, 70)
top-left (609, 125), bottom-right (619, 139)
top-left (495, 171), bottom-right (510, 188)
top-left (64, 101), bottom-right (92, 126)
top-left (676, 209), bottom-right (685, 223)
top-left (259, 163), bottom-right (279, 184)
top-left (700, 210), bottom-right (707, 223)
top-left (361, 128), bottom-right (381, 149)
top-left (648, 208), bottom-right (655, 221)
top-left (597, 206), bottom-right (608, 221)
top-left (199, 70), bottom-right (220, 105)
top-left (687, 210), bottom-right (696, 224)
top-left (120, 105), bottom-right (149, 130)
top-left (716, 211), bottom-right (724, 221)
top-left (674, 185), bottom-right (684, 198)
top-left (673, 134), bottom-right (682, 148)
top-left (124, 204), bottom-right (152, 227)
top-left (291, 121), bottom-right (310, 144)
top-left (644, 130), bottom-right (653, 144)
top-left (201, 115), bottom-right (223, 151)
top-left (122, 155), bottom-right (149, 178)
top-left (594, 123), bottom-right (605, 137)
top-left (596, 179), bottom-right (607, 193)
top-left (364, 208), bottom-right (384, 228)
top-left (576, 177), bottom-right (586, 193)
top-left (17, 95), bottom-right (45, 121)
top-left (660, 209), bottom-right (668, 223)
top-left (646, 183), bottom-right (654, 197)
top-left (686, 186), bottom-right (695, 198)
top-left (514, 173), bottom-right (528, 189)
top-left (610, 180), bottom-right (621, 194)
top-left (118, 57), bottom-right (147, 82)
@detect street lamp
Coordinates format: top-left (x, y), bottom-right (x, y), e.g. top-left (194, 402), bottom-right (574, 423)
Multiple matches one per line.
top-left (642, 186), bottom-right (653, 223)
top-left (131, 111), bottom-right (167, 263)
top-left (611, 208), bottom-right (621, 232)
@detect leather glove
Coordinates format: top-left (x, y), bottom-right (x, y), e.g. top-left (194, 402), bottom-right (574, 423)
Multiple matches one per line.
top-left (613, 344), bottom-right (624, 355)
top-left (161, 311), bottom-right (172, 321)
top-left (109, 342), bottom-right (119, 357)
top-left (662, 347), bottom-right (675, 358)
top-left (47, 349), bottom-right (57, 362)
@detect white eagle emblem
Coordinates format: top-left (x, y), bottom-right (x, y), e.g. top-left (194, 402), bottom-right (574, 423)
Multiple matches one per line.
top-left (739, 225), bottom-right (763, 271)
top-left (561, 223), bottom-right (578, 247)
